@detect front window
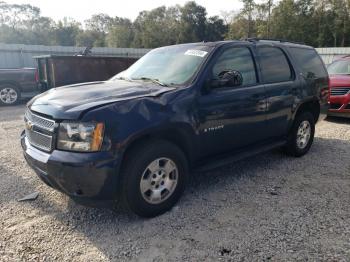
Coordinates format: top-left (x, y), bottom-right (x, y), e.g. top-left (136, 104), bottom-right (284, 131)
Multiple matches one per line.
top-left (328, 60), bottom-right (350, 75)
top-left (112, 45), bottom-right (213, 86)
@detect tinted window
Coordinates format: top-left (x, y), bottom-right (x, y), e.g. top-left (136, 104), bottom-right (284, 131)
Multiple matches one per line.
top-left (258, 46), bottom-right (292, 83)
top-left (212, 47), bottom-right (257, 86)
top-left (289, 47), bottom-right (327, 78)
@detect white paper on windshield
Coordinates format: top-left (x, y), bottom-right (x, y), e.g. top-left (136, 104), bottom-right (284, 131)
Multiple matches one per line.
top-left (185, 50), bottom-right (208, 57)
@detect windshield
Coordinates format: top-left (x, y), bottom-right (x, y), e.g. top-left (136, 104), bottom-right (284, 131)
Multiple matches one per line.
top-left (112, 45), bottom-right (213, 86)
top-left (328, 60), bottom-right (350, 75)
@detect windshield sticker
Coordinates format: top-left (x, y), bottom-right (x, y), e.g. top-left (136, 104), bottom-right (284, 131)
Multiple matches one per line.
top-left (185, 50), bottom-right (208, 57)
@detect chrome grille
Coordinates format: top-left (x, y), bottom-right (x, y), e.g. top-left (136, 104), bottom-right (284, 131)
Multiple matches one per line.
top-left (25, 110), bottom-right (55, 132)
top-left (25, 128), bottom-right (53, 151)
top-left (330, 87), bottom-right (350, 96)
top-left (24, 110), bottom-right (55, 152)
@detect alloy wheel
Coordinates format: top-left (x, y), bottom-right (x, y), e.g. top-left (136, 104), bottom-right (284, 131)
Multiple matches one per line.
top-left (139, 158), bottom-right (178, 204)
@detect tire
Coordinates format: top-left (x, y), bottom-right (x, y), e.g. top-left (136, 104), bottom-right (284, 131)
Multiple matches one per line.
top-left (284, 111), bottom-right (315, 157)
top-left (0, 84), bottom-right (21, 106)
top-left (120, 139), bottom-right (188, 218)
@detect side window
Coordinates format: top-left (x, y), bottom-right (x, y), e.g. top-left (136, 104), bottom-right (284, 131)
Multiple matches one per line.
top-left (258, 46), bottom-right (293, 83)
top-left (212, 47), bottom-right (257, 86)
top-left (289, 47), bottom-right (327, 78)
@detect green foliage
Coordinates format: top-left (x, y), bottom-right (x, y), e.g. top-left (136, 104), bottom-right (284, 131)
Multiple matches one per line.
top-left (227, 0), bottom-right (350, 47)
top-left (0, 0), bottom-right (350, 48)
top-left (132, 6), bottom-right (180, 48)
top-left (107, 19), bottom-right (134, 48)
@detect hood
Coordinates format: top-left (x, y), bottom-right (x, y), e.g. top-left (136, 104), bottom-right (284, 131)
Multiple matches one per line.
top-left (29, 80), bottom-right (175, 120)
top-left (329, 74), bottom-right (350, 87)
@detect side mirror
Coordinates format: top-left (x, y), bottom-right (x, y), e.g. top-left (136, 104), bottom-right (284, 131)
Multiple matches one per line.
top-left (211, 70), bottom-right (243, 88)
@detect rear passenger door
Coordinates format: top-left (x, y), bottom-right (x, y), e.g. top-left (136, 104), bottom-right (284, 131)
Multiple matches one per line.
top-left (256, 45), bottom-right (299, 139)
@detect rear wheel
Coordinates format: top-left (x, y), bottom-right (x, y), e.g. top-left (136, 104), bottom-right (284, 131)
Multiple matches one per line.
top-left (284, 111), bottom-right (315, 157)
top-left (0, 84), bottom-right (20, 106)
top-left (120, 140), bottom-right (188, 217)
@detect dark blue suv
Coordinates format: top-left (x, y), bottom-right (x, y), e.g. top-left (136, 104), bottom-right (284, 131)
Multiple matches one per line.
top-left (21, 39), bottom-right (329, 217)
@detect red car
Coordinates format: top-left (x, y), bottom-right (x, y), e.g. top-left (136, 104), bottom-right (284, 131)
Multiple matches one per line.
top-left (328, 56), bottom-right (350, 118)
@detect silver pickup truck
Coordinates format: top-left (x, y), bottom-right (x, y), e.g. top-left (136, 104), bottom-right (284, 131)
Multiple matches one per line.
top-left (0, 68), bottom-right (39, 106)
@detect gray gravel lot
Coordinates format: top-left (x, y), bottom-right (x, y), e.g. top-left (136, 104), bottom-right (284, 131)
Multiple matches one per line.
top-left (0, 104), bottom-right (349, 261)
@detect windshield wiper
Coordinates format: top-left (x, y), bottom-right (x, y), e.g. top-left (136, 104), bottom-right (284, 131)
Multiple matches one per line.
top-left (133, 77), bottom-right (168, 87)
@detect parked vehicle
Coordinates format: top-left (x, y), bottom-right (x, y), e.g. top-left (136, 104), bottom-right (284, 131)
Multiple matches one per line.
top-left (36, 55), bottom-right (138, 90)
top-left (21, 39), bottom-right (329, 217)
top-left (0, 68), bottom-right (39, 105)
top-left (327, 56), bottom-right (350, 118)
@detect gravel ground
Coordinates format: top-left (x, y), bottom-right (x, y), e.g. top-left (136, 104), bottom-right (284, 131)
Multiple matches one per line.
top-left (0, 104), bottom-right (349, 261)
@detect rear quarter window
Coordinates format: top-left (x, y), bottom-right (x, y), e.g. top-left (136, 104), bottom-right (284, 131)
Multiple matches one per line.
top-left (289, 47), bottom-right (327, 78)
top-left (257, 46), bottom-right (293, 83)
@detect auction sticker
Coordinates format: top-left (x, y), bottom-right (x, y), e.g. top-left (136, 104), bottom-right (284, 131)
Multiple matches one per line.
top-left (185, 50), bottom-right (208, 57)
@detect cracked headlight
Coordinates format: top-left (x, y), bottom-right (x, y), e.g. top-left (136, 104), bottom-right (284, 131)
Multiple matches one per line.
top-left (57, 122), bottom-right (104, 152)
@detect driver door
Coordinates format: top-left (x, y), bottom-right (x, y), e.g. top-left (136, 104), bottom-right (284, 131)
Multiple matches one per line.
top-left (195, 46), bottom-right (268, 157)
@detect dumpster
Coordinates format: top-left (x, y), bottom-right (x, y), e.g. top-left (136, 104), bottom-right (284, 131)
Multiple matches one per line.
top-left (36, 55), bottom-right (139, 91)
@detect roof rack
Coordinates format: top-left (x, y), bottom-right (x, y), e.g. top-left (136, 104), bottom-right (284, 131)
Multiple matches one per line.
top-left (242, 38), bottom-right (305, 45)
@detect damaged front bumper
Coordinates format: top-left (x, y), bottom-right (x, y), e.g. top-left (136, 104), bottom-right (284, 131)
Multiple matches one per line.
top-left (21, 132), bottom-right (121, 207)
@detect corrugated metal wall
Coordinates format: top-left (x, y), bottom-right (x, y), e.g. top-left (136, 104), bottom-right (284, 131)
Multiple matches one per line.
top-left (316, 47), bottom-right (350, 65)
top-left (0, 43), bottom-right (151, 69)
top-left (0, 43), bottom-right (349, 69)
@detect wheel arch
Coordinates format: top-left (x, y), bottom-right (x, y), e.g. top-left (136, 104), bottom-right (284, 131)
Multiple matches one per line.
top-left (0, 80), bottom-right (22, 92)
top-left (294, 98), bottom-right (320, 123)
top-left (120, 126), bottom-right (196, 170)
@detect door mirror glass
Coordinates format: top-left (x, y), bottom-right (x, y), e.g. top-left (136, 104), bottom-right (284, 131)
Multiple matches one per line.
top-left (211, 70), bottom-right (243, 89)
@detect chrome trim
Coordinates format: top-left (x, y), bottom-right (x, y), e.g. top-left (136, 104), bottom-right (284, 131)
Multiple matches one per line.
top-left (25, 110), bottom-right (55, 132)
top-left (25, 128), bottom-right (53, 152)
top-left (24, 109), bottom-right (55, 152)
top-left (330, 87), bottom-right (350, 96)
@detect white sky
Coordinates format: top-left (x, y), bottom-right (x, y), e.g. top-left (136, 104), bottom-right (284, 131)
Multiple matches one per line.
top-left (4, 0), bottom-right (247, 22)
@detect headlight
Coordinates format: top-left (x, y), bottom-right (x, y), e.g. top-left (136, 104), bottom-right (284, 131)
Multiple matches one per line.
top-left (57, 122), bottom-right (104, 152)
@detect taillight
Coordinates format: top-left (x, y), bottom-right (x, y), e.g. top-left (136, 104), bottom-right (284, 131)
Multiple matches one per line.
top-left (35, 69), bottom-right (39, 83)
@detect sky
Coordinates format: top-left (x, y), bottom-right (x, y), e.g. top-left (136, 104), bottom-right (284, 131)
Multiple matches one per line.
top-left (4, 0), bottom-right (247, 22)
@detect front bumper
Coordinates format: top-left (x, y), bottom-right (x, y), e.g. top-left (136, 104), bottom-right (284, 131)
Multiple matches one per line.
top-left (21, 132), bottom-right (121, 207)
top-left (328, 94), bottom-right (350, 118)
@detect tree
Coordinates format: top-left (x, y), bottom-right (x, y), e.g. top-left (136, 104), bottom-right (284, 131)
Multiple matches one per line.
top-left (85, 13), bottom-right (114, 33)
top-left (205, 16), bottom-right (227, 41)
top-left (1, 0), bottom-right (350, 48)
top-left (0, 1), bottom-right (54, 45)
top-left (178, 1), bottom-right (207, 42)
top-left (107, 18), bottom-right (134, 47)
top-left (242, 0), bottom-right (255, 38)
top-left (0, 1), bottom-right (40, 29)
top-left (51, 18), bottom-right (81, 46)
top-left (226, 14), bottom-right (252, 40)
top-left (132, 6), bottom-right (181, 48)
top-left (270, 0), bottom-right (300, 41)
top-left (76, 30), bottom-right (105, 47)
top-left (266, 0), bottom-right (273, 37)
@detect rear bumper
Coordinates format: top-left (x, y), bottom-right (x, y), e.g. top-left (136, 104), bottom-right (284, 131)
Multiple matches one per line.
top-left (21, 132), bottom-right (121, 207)
top-left (328, 94), bottom-right (350, 118)
top-left (327, 111), bottom-right (350, 118)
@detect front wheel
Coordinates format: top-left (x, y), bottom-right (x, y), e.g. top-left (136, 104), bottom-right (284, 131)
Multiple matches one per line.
top-left (120, 140), bottom-right (188, 218)
top-left (0, 85), bottom-right (20, 106)
top-left (284, 111), bottom-right (315, 157)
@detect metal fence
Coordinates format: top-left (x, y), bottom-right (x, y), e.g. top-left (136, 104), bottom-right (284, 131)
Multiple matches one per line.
top-left (316, 47), bottom-right (350, 65)
top-left (0, 43), bottom-right (151, 69)
top-left (0, 43), bottom-right (349, 69)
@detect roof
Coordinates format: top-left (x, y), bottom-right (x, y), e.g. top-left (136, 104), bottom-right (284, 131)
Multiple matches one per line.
top-left (33, 55), bottom-right (137, 59)
top-left (166, 39), bottom-right (313, 49)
